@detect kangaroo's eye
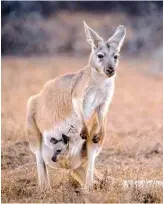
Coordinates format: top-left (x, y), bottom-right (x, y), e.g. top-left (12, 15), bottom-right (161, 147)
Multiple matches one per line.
top-left (114, 55), bottom-right (118, 60)
top-left (97, 54), bottom-right (104, 59)
top-left (106, 44), bottom-right (110, 49)
top-left (50, 137), bottom-right (58, 144)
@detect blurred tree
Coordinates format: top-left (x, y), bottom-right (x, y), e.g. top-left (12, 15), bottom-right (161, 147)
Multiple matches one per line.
top-left (2, 1), bottom-right (163, 20)
top-left (1, 1), bottom-right (163, 56)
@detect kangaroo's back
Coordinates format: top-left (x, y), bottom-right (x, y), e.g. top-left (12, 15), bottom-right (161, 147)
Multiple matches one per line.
top-left (29, 69), bottom-right (85, 133)
top-left (34, 73), bottom-right (74, 132)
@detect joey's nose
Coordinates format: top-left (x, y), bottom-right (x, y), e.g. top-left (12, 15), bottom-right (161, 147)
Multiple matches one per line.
top-left (51, 155), bottom-right (57, 162)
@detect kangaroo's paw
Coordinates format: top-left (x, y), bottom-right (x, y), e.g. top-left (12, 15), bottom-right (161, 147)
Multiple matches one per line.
top-left (92, 133), bottom-right (101, 143)
top-left (80, 127), bottom-right (89, 140)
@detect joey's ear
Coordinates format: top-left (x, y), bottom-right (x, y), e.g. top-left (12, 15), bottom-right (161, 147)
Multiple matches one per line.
top-left (83, 21), bottom-right (103, 48)
top-left (62, 134), bottom-right (69, 145)
top-left (108, 25), bottom-right (126, 51)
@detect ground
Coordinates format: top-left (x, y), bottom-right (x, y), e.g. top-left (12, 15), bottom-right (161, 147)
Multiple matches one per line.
top-left (2, 55), bottom-right (163, 202)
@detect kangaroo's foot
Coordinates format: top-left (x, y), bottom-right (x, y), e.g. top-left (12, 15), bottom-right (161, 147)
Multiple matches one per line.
top-left (70, 169), bottom-right (85, 188)
top-left (38, 178), bottom-right (52, 192)
top-left (94, 168), bottom-right (103, 181)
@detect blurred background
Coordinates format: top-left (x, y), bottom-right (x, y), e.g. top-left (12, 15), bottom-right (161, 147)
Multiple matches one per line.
top-left (2, 1), bottom-right (163, 65)
top-left (2, 2), bottom-right (163, 203)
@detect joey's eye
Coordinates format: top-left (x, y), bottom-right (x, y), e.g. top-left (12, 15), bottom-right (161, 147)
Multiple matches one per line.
top-left (114, 55), bottom-right (118, 60)
top-left (50, 137), bottom-right (57, 144)
top-left (62, 134), bottom-right (69, 145)
top-left (97, 53), bottom-right (104, 59)
top-left (56, 149), bottom-right (61, 153)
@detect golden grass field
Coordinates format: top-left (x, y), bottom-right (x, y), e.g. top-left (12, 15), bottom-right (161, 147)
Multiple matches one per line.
top-left (2, 55), bottom-right (163, 202)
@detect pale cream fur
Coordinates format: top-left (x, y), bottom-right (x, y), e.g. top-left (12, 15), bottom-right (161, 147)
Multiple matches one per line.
top-left (25, 22), bottom-right (126, 190)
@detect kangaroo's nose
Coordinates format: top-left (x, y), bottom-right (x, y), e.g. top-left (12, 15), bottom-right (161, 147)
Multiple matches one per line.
top-left (105, 66), bottom-right (115, 77)
top-left (107, 66), bottom-right (113, 71)
top-left (106, 67), bottom-right (114, 73)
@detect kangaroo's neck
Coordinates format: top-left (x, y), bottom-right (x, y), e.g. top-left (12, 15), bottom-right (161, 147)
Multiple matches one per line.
top-left (84, 64), bottom-right (116, 88)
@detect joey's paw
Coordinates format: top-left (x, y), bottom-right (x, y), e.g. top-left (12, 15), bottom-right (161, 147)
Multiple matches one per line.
top-left (80, 128), bottom-right (89, 140)
top-left (92, 133), bottom-right (101, 143)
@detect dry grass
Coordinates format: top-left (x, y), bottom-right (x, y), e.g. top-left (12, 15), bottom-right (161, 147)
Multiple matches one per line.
top-left (2, 55), bottom-right (163, 202)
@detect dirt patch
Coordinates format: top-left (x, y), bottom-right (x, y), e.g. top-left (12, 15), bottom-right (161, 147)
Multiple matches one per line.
top-left (2, 141), bottom-right (32, 170)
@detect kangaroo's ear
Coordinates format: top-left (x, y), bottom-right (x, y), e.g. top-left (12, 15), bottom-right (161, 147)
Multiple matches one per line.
top-left (84, 21), bottom-right (103, 49)
top-left (108, 25), bottom-right (126, 51)
top-left (62, 134), bottom-right (69, 145)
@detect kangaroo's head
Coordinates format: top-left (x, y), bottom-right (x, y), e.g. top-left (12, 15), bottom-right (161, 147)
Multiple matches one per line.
top-left (84, 21), bottom-right (126, 78)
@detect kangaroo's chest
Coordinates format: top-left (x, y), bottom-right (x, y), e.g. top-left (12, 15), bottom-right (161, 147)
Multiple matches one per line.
top-left (83, 86), bottom-right (112, 120)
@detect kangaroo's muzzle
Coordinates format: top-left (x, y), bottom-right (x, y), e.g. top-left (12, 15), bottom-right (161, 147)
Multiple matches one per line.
top-left (105, 67), bottom-right (115, 77)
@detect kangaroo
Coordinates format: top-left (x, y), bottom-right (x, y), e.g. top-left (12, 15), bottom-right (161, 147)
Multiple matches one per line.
top-left (25, 22), bottom-right (126, 190)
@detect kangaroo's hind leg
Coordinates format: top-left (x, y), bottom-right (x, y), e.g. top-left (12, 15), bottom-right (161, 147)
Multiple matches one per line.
top-left (69, 140), bottom-right (88, 187)
top-left (25, 97), bottom-right (51, 190)
top-left (35, 150), bottom-right (51, 191)
top-left (84, 112), bottom-right (105, 190)
top-left (70, 159), bottom-right (87, 188)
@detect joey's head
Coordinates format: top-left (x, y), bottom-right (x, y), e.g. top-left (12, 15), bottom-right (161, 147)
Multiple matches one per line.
top-left (50, 134), bottom-right (69, 162)
top-left (84, 21), bottom-right (126, 78)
